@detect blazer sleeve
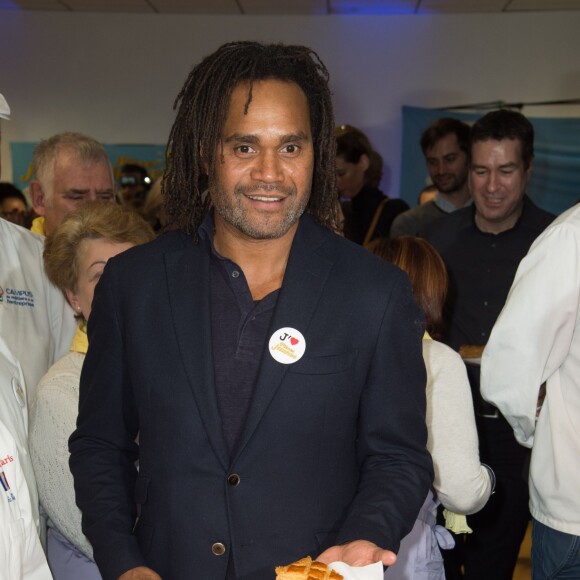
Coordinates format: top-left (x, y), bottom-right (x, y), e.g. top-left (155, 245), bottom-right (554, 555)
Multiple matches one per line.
top-left (68, 264), bottom-right (145, 580)
top-left (336, 271), bottom-right (433, 553)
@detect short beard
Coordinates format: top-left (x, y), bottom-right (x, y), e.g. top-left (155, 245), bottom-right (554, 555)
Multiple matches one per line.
top-left (436, 175), bottom-right (467, 195)
top-left (211, 183), bottom-right (309, 240)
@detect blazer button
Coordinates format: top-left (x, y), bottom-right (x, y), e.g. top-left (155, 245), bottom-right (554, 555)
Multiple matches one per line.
top-left (227, 473), bottom-right (241, 486)
top-left (212, 542), bottom-right (226, 556)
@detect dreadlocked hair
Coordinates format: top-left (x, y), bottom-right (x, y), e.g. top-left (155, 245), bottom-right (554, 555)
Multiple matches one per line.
top-left (164, 41), bottom-right (338, 241)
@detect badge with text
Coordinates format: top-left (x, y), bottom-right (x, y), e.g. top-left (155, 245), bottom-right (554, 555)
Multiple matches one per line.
top-left (269, 327), bottom-right (306, 365)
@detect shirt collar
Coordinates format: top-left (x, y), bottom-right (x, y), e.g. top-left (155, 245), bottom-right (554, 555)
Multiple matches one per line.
top-left (433, 192), bottom-right (472, 213)
top-left (30, 216), bottom-right (45, 236)
top-left (70, 322), bottom-right (88, 354)
top-left (198, 209), bottom-right (229, 262)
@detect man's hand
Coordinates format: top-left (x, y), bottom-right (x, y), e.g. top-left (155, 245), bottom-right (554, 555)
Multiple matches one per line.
top-left (317, 539), bottom-right (396, 567)
top-left (118, 566), bottom-right (161, 580)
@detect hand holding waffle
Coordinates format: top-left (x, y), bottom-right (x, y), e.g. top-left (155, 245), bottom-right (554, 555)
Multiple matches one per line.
top-left (317, 539), bottom-right (395, 567)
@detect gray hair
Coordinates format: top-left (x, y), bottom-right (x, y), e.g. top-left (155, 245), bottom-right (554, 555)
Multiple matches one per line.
top-left (31, 132), bottom-right (113, 193)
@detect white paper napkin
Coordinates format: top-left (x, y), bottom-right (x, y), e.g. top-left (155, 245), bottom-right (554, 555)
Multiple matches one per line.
top-left (329, 561), bottom-right (384, 580)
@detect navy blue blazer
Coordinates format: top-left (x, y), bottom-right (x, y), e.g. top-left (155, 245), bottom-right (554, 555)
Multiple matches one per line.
top-left (69, 214), bottom-right (432, 580)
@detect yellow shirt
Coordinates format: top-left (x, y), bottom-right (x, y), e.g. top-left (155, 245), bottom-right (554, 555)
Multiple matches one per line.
top-left (30, 216), bottom-right (45, 236)
top-left (70, 323), bottom-right (88, 355)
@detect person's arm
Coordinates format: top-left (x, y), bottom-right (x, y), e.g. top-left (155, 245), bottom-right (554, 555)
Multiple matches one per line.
top-left (424, 340), bottom-right (491, 514)
top-left (68, 264), bottom-right (146, 579)
top-left (329, 271), bottom-right (433, 559)
top-left (29, 357), bottom-right (95, 559)
top-left (481, 220), bottom-right (580, 446)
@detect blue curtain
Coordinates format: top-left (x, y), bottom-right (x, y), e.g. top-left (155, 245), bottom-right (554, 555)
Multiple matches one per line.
top-left (401, 106), bottom-right (580, 216)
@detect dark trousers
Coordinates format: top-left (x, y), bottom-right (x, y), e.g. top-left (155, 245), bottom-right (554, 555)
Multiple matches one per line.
top-left (442, 414), bottom-right (531, 580)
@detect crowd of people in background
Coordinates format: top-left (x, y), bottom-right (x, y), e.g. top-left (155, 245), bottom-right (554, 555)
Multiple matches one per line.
top-left (0, 39), bottom-right (579, 580)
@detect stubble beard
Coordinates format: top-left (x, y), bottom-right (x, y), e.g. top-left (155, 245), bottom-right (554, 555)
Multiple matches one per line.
top-left (211, 183), bottom-right (309, 240)
top-left (435, 172), bottom-right (468, 195)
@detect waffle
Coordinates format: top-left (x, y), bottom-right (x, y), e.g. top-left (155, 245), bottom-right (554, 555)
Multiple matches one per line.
top-left (275, 556), bottom-right (343, 580)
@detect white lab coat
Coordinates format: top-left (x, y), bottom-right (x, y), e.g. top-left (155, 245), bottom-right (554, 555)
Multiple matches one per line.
top-left (0, 341), bottom-right (52, 579)
top-left (0, 218), bottom-right (76, 402)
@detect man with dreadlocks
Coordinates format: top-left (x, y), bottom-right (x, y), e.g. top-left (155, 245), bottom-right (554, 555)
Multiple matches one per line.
top-left (69, 42), bottom-right (433, 580)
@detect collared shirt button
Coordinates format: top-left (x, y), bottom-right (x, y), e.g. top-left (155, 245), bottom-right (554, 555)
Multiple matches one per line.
top-left (212, 542), bottom-right (226, 556)
top-left (228, 473), bottom-right (241, 486)
top-left (483, 301), bottom-right (488, 306)
top-left (481, 331), bottom-right (486, 337)
top-left (232, 270), bottom-right (240, 278)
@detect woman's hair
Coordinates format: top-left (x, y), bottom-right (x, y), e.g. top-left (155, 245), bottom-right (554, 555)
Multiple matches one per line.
top-left (44, 202), bottom-right (155, 293)
top-left (367, 236), bottom-right (448, 339)
top-left (335, 125), bottom-right (383, 188)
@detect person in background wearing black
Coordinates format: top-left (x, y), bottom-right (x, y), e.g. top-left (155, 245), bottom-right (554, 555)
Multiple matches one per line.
top-left (336, 125), bottom-right (408, 244)
top-left (421, 109), bottom-right (555, 580)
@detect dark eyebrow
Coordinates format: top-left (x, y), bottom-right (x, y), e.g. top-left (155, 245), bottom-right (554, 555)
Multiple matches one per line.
top-left (280, 132), bottom-right (310, 143)
top-left (224, 134), bottom-right (260, 144)
top-left (223, 132), bottom-right (310, 145)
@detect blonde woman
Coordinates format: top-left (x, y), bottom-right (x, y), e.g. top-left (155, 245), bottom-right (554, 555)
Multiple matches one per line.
top-left (29, 202), bottom-right (154, 579)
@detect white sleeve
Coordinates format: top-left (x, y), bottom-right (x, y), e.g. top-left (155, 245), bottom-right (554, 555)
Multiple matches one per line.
top-left (481, 219), bottom-right (580, 447)
top-left (424, 340), bottom-right (492, 514)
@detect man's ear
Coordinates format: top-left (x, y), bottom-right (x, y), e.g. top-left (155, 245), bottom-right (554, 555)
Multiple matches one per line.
top-left (525, 159), bottom-right (534, 180)
top-left (29, 179), bottom-right (47, 216)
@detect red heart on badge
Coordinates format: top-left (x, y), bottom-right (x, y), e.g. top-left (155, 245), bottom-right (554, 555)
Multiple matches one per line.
top-left (290, 337), bottom-right (299, 345)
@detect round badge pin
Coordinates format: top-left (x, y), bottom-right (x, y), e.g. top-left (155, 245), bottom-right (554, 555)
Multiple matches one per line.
top-left (12, 378), bottom-right (26, 408)
top-left (269, 327), bottom-right (306, 365)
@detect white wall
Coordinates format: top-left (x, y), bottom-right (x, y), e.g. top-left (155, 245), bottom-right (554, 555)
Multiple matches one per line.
top-left (1, 10), bottom-right (580, 195)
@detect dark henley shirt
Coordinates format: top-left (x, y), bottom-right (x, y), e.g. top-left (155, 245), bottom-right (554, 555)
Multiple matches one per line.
top-left (199, 215), bottom-right (279, 458)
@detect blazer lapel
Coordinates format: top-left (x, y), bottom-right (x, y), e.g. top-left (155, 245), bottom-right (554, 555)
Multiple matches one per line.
top-left (233, 217), bottom-right (334, 461)
top-left (164, 242), bottom-right (230, 470)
